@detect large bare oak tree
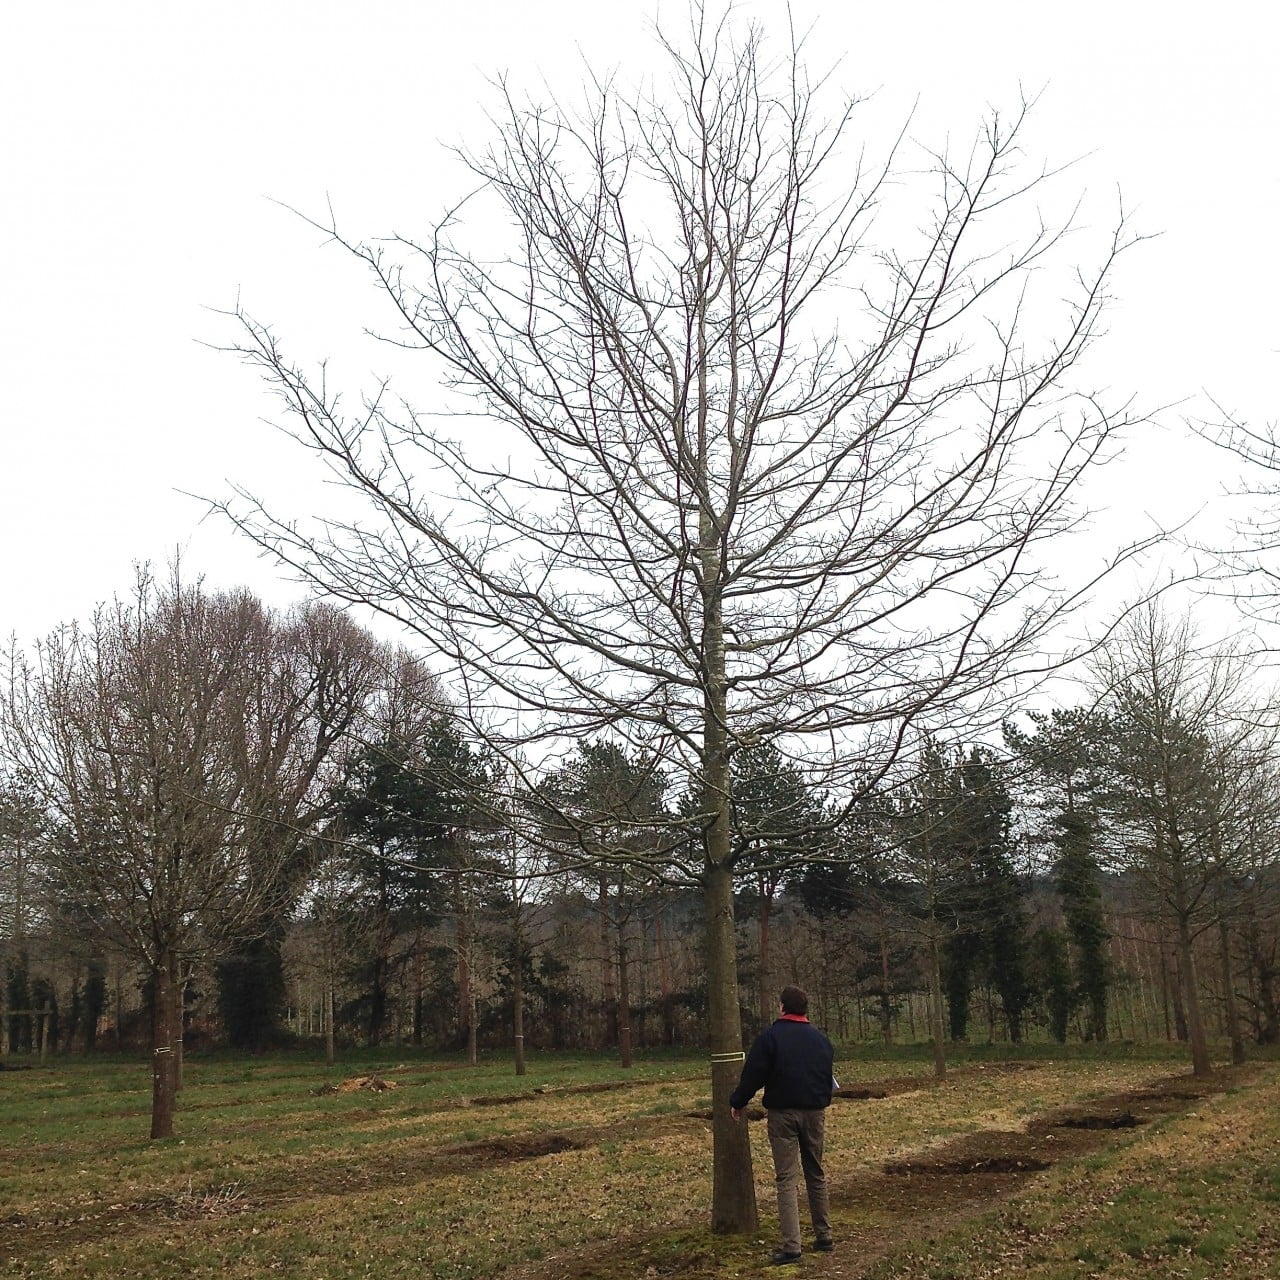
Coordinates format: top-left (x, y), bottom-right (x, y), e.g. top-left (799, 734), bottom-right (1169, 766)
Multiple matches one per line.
top-left (220, 7), bottom-right (1146, 1229)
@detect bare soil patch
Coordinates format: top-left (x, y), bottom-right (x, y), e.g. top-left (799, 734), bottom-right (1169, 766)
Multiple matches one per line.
top-left (513, 1064), bottom-right (1259, 1280)
top-left (473, 1079), bottom-right (647, 1106)
top-left (452, 1133), bottom-right (588, 1160)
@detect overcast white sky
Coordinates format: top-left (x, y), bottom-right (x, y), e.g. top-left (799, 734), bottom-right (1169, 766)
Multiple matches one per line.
top-left (3, 0), bottom-right (1277, 647)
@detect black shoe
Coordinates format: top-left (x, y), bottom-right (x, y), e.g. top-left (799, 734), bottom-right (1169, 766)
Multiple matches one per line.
top-left (813, 1238), bottom-right (834, 1252)
top-left (769, 1250), bottom-right (803, 1266)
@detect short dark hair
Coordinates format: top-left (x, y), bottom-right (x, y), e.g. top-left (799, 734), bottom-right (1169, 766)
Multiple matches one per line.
top-left (779, 985), bottom-right (808, 1015)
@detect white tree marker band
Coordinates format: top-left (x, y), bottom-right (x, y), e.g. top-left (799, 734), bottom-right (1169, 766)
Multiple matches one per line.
top-left (710, 1051), bottom-right (746, 1063)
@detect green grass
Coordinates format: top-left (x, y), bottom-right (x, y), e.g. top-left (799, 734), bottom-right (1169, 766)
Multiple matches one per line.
top-left (1, 1041), bottom-right (1274, 1279)
top-left (858, 1063), bottom-right (1280, 1280)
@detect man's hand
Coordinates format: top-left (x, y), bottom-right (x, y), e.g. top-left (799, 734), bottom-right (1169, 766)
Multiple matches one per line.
top-left (730, 1106), bottom-right (744, 1121)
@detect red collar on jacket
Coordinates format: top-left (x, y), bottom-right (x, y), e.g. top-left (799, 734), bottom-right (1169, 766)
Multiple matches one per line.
top-left (779, 1013), bottom-right (809, 1022)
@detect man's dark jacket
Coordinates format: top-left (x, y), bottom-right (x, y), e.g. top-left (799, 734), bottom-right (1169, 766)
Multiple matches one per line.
top-left (729, 1016), bottom-right (834, 1111)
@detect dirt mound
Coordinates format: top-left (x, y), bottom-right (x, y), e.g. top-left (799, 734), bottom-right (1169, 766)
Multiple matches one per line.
top-left (1052, 1109), bottom-right (1141, 1130)
top-left (312, 1074), bottom-right (399, 1095)
top-left (885, 1152), bottom-right (1053, 1176)
top-left (451, 1133), bottom-right (586, 1161)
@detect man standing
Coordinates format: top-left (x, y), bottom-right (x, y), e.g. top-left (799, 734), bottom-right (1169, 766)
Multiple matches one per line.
top-left (730, 985), bottom-right (835, 1265)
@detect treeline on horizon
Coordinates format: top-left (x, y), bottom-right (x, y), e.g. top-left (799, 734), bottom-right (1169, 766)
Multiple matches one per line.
top-left (1, 568), bottom-right (1278, 1087)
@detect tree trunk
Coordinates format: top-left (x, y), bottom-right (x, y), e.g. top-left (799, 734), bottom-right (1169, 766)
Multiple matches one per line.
top-left (1218, 917), bottom-right (1246, 1067)
top-left (617, 923), bottom-right (633, 1069)
top-left (371, 864), bottom-right (391, 1046)
top-left (879, 922), bottom-right (894, 1046)
top-left (599, 874), bottom-right (618, 1048)
top-left (1175, 916), bottom-right (1212, 1077)
top-left (701, 536), bottom-right (757, 1235)
top-left (324, 981), bottom-right (336, 1068)
top-left (413, 928), bottom-right (424, 1048)
top-left (655, 907), bottom-right (676, 1046)
top-left (928, 927), bottom-right (948, 1080)
top-left (150, 957), bottom-right (176, 1139)
top-left (513, 928), bottom-right (527, 1077)
top-left (704, 860), bottom-right (758, 1234)
top-left (466, 975), bottom-right (478, 1067)
top-left (454, 871), bottom-right (475, 1062)
top-left (1246, 916), bottom-right (1279, 1045)
top-left (757, 880), bottom-right (773, 1035)
top-left (173, 968), bottom-right (184, 1094)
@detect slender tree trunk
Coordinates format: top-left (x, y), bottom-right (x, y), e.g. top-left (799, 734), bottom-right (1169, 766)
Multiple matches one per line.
top-left (513, 927), bottom-right (527, 1077)
top-left (173, 966), bottom-right (184, 1094)
top-left (1127, 931), bottom-right (1154, 1039)
top-left (324, 981), bottom-right (335, 1068)
top-left (879, 923), bottom-right (894, 1046)
top-left (456, 925), bottom-right (472, 1061)
top-left (371, 864), bottom-right (391, 1046)
top-left (413, 928), bottom-right (424, 1048)
top-left (757, 880), bottom-right (773, 1034)
top-left (1218, 917), bottom-right (1246, 1067)
top-left (599, 875), bottom-right (618, 1048)
top-left (928, 925), bottom-right (948, 1080)
top-left (150, 956), bottom-right (176, 1139)
top-left (1169, 950), bottom-right (1189, 1041)
top-left (1245, 915), bottom-right (1279, 1045)
top-left (1175, 916), bottom-right (1212, 1077)
top-left (655, 907), bottom-right (675, 1046)
top-left (454, 869), bottom-right (475, 1062)
top-left (1156, 940), bottom-right (1175, 1040)
top-left (466, 974), bottom-right (478, 1067)
top-left (618, 923), bottom-right (633, 1069)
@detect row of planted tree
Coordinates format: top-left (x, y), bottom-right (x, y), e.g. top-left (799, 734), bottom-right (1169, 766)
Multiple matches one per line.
top-left (5, 864), bottom-right (1270, 1068)
top-left (3, 571), bottom-right (1278, 1130)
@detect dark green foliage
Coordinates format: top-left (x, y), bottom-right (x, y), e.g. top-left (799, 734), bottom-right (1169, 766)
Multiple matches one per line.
top-left (537, 739), bottom-right (669, 860)
top-left (1030, 926), bottom-right (1074, 1042)
top-left (730, 744), bottom-right (824, 874)
top-left (944, 931), bottom-right (981, 1040)
top-left (216, 931), bottom-right (289, 1052)
top-left (333, 715), bottom-right (500, 1047)
top-left (336, 730), bottom-right (468, 917)
top-left (1006, 709), bottom-right (1112, 1041)
top-left (934, 748), bottom-right (1029, 1042)
top-left (536, 740), bottom-right (670, 1050)
top-left (1056, 810), bottom-right (1110, 1040)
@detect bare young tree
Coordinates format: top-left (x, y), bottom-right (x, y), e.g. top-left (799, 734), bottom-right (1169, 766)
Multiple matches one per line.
top-left (1, 567), bottom-right (380, 1136)
top-left (220, 7), bottom-right (1145, 1229)
top-left (1091, 602), bottom-right (1277, 1077)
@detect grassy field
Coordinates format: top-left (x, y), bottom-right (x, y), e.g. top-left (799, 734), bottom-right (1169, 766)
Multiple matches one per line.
top-left (1, 1042), bottom-right (1276, 1278)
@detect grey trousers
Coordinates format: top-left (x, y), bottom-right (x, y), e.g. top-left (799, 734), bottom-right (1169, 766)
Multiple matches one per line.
top-left (766, 1107), bottom-right (831, 1254)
